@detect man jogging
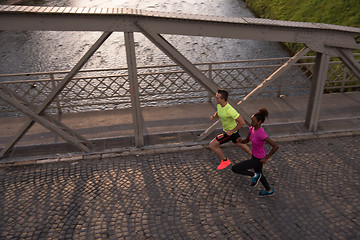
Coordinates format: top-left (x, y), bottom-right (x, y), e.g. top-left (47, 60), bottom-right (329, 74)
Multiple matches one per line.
top-left (209, 89), bottom-right (252, 170)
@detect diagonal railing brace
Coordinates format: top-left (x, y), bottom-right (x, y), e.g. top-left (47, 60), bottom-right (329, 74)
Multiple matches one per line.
top-left (136, 21), bottom-right (219, 94)
top-left (334, 48), bottom-right (360, 80)
top-left (0, 87), bottom-right (92, 152)
top-left (0, 31), bottom-right (112, 159)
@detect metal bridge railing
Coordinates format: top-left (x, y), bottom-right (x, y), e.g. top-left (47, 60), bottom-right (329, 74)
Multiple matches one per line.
top-left (0, 54), bottom-right (359, 118)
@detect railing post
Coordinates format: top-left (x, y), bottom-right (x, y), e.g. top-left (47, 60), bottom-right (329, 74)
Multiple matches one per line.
top-left (277, 76), bottom-right (282, 97)
top-left (305, 52), bottom-right (330, 132)
top-left (50, 73), bottom-right (63, 118)
top-left (124, 32), bottom-right (145, 147)
top-left (207, 63), bottom-right (213, 102)
top-left (341, 68), bottom-right (348, 92)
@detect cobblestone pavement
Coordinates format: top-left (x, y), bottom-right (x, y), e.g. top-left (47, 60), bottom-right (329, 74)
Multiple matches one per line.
top-left (0, 135), bottom-right (359, 240)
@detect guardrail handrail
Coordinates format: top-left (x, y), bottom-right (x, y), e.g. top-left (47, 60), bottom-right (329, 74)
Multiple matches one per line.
top-left (1, 54), bottom-right (359, 118)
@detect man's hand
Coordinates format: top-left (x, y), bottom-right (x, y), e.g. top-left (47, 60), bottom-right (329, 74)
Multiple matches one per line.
top-left (210, 113), bottom-right (218, 121)
top-left (225, 129), bottom-right (234, 136)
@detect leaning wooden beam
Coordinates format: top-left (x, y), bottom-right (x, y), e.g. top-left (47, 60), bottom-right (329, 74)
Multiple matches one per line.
top-left (0, 31), bottom-right (112, 158)
top-left (0, 87), bottom-right (91, 153)
top-left (238, 47), bottom-right (310, 104)
top-left (198, 119), bottom-right (222, 141)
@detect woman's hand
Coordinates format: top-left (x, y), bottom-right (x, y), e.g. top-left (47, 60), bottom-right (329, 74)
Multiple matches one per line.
top-left (260, 157), bottom-right (268, 164)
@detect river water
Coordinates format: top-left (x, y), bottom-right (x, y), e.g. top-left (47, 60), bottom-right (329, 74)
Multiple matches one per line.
top-left (0, 0), bottom-right (290, 74)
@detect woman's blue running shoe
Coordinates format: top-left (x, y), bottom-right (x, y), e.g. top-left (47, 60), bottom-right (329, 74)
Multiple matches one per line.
top-left (259, 189), bottom-right (274, 197)
top-left (251, 173), bottom-right (261, 187)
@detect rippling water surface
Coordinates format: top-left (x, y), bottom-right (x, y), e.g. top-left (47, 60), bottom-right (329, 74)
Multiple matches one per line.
top-left (0, 0), bottom-right (290, 74)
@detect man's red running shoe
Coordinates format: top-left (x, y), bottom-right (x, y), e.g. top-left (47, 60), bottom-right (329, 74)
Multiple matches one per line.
top-left (217, 158), bottom-right (231, 170)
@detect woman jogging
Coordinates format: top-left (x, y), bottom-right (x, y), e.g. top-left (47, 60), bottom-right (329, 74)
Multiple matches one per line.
top-left (231, 108), bottom-right (279, 197)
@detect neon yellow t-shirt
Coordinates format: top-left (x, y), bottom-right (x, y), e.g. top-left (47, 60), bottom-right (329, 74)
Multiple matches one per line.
top-left (217, 103), bottom-right (240, 132)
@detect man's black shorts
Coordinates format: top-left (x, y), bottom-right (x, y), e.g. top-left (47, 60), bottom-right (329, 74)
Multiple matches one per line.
top-left (215, 131), bottom-right (241, 145)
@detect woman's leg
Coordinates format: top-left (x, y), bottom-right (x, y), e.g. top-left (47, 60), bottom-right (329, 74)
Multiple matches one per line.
top-left (234, 141), bottom-right (252, 157)
top-left (254, 164), bottom-right (271, 191)
top-left (232, 157), bottom-right (260, 176)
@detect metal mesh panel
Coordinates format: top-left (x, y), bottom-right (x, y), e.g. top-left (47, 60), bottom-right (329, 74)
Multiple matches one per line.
top-left (325, 61), bottom-right (360, 92)
top-left (1, 55), bottom-right (359, 118)
top-left (58, 74), bottom-right (131, 112)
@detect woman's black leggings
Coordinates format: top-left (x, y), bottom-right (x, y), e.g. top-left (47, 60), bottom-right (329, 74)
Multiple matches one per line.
top-left (231, 156), bottom-right (271, 191)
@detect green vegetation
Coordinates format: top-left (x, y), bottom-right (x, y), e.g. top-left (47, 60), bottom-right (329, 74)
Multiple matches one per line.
top-left (245, 0), bottom-right (360, 53)
top-left (245, 0), bottom-right (360, 28)
top-left (245, 0), bottom-right (360, 93)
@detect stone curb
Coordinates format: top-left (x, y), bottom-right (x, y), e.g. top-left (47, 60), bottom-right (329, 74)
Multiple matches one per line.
top-left (1, 128), bottom-right (359, 167)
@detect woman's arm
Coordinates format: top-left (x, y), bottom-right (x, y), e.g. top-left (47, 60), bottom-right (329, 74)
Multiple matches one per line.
top-left (239, 132), bottom-right (251, 144)
top-left (260, 137), bottom-right (279, 164)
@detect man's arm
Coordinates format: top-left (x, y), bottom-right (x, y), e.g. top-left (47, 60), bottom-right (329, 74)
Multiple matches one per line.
top-left (210, 112), bottom-right (219, 121)
top-left (226, 115), bottom-right (245, 135)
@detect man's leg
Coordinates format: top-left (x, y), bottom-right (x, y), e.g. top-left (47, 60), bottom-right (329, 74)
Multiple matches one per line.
top-left (209, 138), bottom-right (226, 160)
top-left (234, 141), bottom-right (252, 157)
top-left (209, 137), bottom-right (231, 170)
top-left (231, 133), bottom-right (252, 157)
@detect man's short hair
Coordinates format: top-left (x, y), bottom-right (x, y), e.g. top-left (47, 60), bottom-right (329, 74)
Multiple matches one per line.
top-left (217, 89), bottom-right (228, 101)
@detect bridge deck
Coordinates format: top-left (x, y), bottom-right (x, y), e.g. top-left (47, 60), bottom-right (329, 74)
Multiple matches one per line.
top-left (1, 92), bottom-right (359, 162)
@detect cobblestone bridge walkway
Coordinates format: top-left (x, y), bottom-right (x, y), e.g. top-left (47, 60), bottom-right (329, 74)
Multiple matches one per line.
top-left (1, 135), bottom-right (359, 239)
